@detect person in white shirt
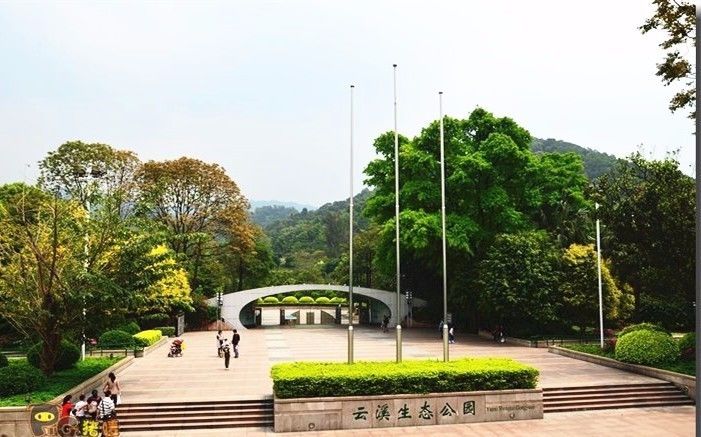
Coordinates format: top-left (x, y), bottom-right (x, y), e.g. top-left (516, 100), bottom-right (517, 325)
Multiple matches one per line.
top-left (73, 393), bottom-right (88, 427)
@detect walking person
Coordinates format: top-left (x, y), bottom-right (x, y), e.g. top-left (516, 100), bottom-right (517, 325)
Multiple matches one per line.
top-left (232, 329), bottom-right (240, 359)
top-left (222, 338), bottom-right (231, 369)
top-left (216, 330), bottom-right (224, 357)
top-left (439, 320), bottom-right (444, 339)
top-left (103, 372), bottom-right (121, 405)
top-left (86, 389), bottom-right (100, 419)
top-left (449, 325), bottom-right (455, 344)
top-left (98, 390), bottom-right (116, 420)
top-left (59, 395), bottom-right (73, 420)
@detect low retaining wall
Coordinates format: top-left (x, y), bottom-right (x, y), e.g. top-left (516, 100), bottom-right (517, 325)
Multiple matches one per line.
top-left (477, 330), bottom-right (597, 348)
top-left (549, 346), bottom-right (696, 400)
top-left (0, 356), bottom-right (135, 437)
top-left (274, 389), bottom-right (542, 432)
top-left (86, 335), bottom-right (168, 358)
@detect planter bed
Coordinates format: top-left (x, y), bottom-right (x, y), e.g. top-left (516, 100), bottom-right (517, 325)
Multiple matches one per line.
top-left (271, 358), bottom-right (541, 432)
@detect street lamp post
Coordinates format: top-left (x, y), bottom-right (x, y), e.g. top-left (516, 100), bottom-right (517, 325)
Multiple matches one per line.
top-left (393, 64), bottom-right (402, 330)
top-left (596, 203), bottom-right (604, 349)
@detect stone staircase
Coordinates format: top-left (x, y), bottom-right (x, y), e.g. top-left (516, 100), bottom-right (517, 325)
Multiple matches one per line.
top-left (543, 382), bottom-right (694, 413)
top-left (117, 398), bottom-right (273, 432)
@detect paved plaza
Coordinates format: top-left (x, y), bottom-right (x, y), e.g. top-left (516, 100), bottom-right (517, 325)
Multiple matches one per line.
top-left (118, 326), bottom-right (694, 435)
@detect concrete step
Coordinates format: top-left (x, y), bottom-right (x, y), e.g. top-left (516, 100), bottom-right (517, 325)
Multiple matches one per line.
top-left (120, 409), bottom-right (272, 419)
top-left (544, 398), bottom-right (695, 413)
top-left (119, 413), bottom-right (272, 424)
top-left (119, 419), bottom-right (274, 432)
top-left (119, 403), bottom-right (272, 413)
top-left (543, 382), bottom-right (694, 413)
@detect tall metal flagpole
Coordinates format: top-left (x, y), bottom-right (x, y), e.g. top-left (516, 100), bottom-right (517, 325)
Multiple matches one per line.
top-left (348, 84), bottom-right (355, 364)
top-left (349, 85), bottom-right (355, 325)
top-left (596, 203), bottom-right (604, 348)
top-left (393, 64), bottom-right (401, 329)
top-left (440, 92), bottom-right (449, 362)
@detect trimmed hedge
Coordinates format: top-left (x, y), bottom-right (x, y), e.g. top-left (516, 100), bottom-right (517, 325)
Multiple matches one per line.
top-left (271, 358), bottom-right (539, 399)
top-left (155, 326), bottom-right (176, 337)
top-left (298, 296), bottom-right (315, 304)
top-left (330, 297), bottom-right (347, 304)
top-left (0, 362), bottom-right (46, 396)
top-left (117, 321), bottom-right (141, 335)
top-left (281, 296), bottom-right (299, 304)
top-left (99, 330), bottom-right (135, 349)
top-left (679, 332), bottom-right (695, 360)
top-left (618, 323), bottom-right (669, 338)
top-left (263, 296), bottom-right (279, 304)
top-left (27, 340), bottom-right (80, 371)
top-left (133, 330), bottom-right (163, 348)
top-left (615, 330), bottom-right (680, 366)
top-left (0, 354), bottom-right (7, 368)
top-left (315, 297), bottom-right (331, 304)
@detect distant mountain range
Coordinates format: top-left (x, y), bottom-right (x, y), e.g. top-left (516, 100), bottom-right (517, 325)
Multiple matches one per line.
top-left (531, 137), bottom-right (621, 180)
top-left (249, 200), bottom-right (317, 211)
top-left (250, 138), bottom-right (621, 224)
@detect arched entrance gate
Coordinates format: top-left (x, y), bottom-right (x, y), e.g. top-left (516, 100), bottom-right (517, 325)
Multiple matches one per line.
top-left (207, 284), bottom-right (418, 330)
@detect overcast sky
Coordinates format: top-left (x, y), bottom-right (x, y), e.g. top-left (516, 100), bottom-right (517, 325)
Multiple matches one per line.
top-left (0, 1), bottom-right (694, 207)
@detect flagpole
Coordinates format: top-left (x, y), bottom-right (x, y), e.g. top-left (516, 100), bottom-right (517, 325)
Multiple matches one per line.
top-left (440, 91), bottom-right (449, 361)
top-left (349, 84), bottom-right (355, 326)
top-left (393, 64), bottom-right (401, 329)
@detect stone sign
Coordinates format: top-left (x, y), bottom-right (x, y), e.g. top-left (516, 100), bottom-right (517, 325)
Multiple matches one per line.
top-left (274, 389), bottom-right (542, 432)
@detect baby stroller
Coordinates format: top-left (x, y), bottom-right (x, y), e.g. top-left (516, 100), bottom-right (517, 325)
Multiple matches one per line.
top-left (168, 339), bottom-right (184, 357)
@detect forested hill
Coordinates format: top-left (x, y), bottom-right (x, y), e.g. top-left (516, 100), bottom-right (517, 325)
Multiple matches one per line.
top-left (531, 137), bottom-right (621, 179)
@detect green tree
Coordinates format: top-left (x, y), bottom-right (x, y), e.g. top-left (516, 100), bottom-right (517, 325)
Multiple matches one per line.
top-left (640, 0), bottom-right (696, 119)
top-left (559, 244), bottom-right (634, 331)
top-left (593, 153), bottom-right (695, 328)
top-left (363, 108), bottom-right (590, 328)
top-left (135, 157), bottom-right (255, 293)
top-left (477, 232), bottom-right (562, 336)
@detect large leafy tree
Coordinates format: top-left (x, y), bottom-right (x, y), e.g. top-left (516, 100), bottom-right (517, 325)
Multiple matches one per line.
top-left (0, 184), bottom-right (126, 374)
top-left (477, 231), bottom-right (562, 336)
top-left (641, 0), bottom-right (696, 119)
top-left (593, 153), bottom-right (695, 328)
top-left (559, 244), bottom-right (634, 331)
top-left (363, 108), bottom-right (590, 327)
top-left (135, 157), bottom-right (255, 293)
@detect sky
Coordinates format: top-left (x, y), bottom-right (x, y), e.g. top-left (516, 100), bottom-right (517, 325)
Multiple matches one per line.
top-left (0, 1), bottom-right (694, 208)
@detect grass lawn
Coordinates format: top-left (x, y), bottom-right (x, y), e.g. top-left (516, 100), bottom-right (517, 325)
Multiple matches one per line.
top-left (562, 344), bottom-right (695, 377)
top-left (0, 357), bottom-right (121, 407)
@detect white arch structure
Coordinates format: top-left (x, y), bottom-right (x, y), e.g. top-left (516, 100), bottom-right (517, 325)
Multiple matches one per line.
top-left (207, 284), bottom-right (425, 330)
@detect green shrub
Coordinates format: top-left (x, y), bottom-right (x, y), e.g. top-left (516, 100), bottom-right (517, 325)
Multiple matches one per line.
top-left (132, 330), bottom-right (163, 348)
top-left (26, 340), bottom-right (80, 371)
top-left (615, 330), bottom-right (680, 366)
top-left (99, 330), bottom-right (135, 349)
top-left (0, 362), bottom-right (46, 396)
top-left (256, 298), bottom-right (264, 304)
top-left (139, 313), bottom-right (170, 329)
top-left (263, 296), bottom-right (279, 304)
top-left (0, 354), bottom-right (7, 368)
top-left (679, 332), bottom-right (695, 360)
top-left (155, 326), bottom-right (175, 337)
top-left (315, 297), bottom-right (331, 304)
top-left (117, 322), bottom-right (141, 335)
top-left (281, 296), bottom-right (299, 304)
top-left (298, 296), bottom-right (314, 304)
top-left (330, 297), bottom-right (347, 304)
top-left (271, 358), bottom-right (539, 399)
top-left (618, 322), bottom-right (669, 338)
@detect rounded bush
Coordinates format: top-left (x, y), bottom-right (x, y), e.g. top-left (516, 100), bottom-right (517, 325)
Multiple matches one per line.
top-left (315, 297), bottom-right (331, 304)
top-left (27, 340), bottom-right (80, 371)
top-left (615, 330), bottom-right (680, 366)
top-left (155, 326), bottom-right (175, 337)
top-left (330, 297), bottom-right (347, 304)
top-left (281, 296), bottom-right (299, 304)
top-left (0, 354), bottom-right (8, 368)
top-left (117, 321), bottom-right (141, 335)
top-left (618, 322), bottom-right (669, 338)
top-left (132, 330), bottom-right (163, 348)
top-left (679, 332), bottom-right (695, 360)
top-left (298, 296), bottom-right (315, 304)
top-left (263, 296), bottom-right (279, 304)
top-left (256, 298), bottom-right (264, 304)
top-left (99, 330), bottom-right (135, 349)
top-left (0, 363), bottom-right (46, 396)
